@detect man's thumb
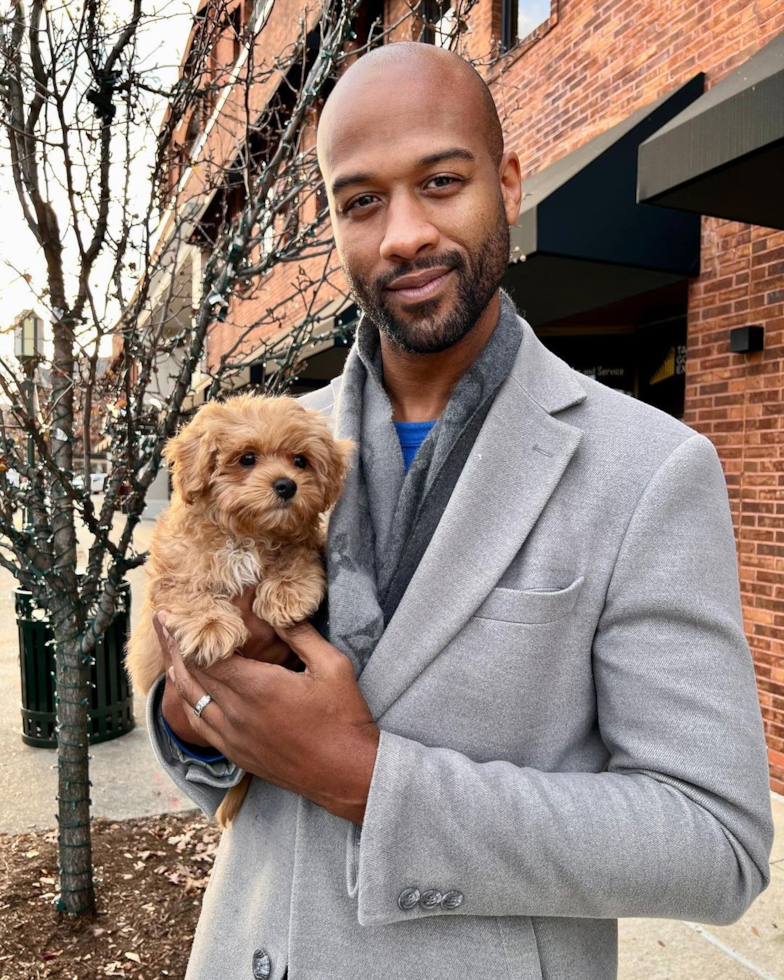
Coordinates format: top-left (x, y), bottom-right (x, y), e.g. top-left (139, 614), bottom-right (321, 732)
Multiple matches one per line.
top-left (273, 622), bottom-right (328, 665)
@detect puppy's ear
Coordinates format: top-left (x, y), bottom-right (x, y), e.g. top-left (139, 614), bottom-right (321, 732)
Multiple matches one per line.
top-left (164, 409), bottom-right (220, 505)
top-left (320, 436), bottom-right (356, 511)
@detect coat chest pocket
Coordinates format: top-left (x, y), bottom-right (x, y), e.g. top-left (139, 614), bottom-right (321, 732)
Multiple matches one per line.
top-left (473, 575), bottom-right (585, 624)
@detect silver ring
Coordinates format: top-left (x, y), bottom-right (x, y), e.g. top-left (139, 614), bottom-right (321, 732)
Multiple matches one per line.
top-left (193, 693), bottom-right (213, 717)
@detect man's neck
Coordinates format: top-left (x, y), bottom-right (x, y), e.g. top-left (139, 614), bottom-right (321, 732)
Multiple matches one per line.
top-left (379, 290), bottom-right (501, 423)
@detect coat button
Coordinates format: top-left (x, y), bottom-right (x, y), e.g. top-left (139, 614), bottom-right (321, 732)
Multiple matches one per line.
top-left (441, 890), bottom-right (464, 910)
top-left (397, 886), bottom-right (421, 910)
top-left (419, 889), bottom-right (443, 909)
top-left (251, 947), bottom-right (271, 979)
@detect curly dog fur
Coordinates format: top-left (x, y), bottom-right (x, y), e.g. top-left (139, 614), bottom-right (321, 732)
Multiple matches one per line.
top-left (124, 393), bottom-right (354, 827)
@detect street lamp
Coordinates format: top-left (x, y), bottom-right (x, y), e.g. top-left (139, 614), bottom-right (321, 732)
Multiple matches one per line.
top-left (13, 310), bottom-right (43, 527)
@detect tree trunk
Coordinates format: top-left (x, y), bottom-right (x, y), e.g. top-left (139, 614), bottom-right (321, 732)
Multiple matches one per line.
top-left (51, 606), bottom-right (95, 915)
top-left (50, 309), bottom-right (94, 915)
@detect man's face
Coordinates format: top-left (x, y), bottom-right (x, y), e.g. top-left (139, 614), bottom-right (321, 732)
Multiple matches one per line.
top-left (319, 72), bottom-right (517, 354)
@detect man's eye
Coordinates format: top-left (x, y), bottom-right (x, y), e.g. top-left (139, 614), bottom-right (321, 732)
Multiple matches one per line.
top-left (239, 453), bottom-right (256, 467)
top-left (428, 175), bottom-right (459, 189)
top-left (293, 455), bottom-right (308, 469)
top-left (344, 194), bottom-right (376, 213)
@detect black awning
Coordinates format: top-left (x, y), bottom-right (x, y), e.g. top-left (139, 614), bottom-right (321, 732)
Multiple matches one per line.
top-left (502, 75), bottom-right (704, 327)
top-left (637, 30), bottom-right (784, 230)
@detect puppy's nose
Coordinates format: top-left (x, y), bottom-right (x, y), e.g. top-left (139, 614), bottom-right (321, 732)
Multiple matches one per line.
top-left (273, 478), bottom-right (297, 501)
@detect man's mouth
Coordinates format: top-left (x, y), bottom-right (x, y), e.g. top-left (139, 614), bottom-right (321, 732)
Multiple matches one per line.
top-left (385, 268), bottom-right (454, 303)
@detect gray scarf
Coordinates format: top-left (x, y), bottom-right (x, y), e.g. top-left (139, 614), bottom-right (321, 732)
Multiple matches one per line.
top-left (314, 288), bottom-right (523, 677)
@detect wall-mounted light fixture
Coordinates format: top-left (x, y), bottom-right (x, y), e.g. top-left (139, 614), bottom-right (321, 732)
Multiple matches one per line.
top-left (729, 325), bottom-right (764, 353)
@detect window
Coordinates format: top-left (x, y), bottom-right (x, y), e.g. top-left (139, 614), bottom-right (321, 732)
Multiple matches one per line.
top-left (258, 189), bottom-right (275, 263)
top-left (420, 0), bottom-right (459, 48)
top-left (182, 105), bottom-right (202, 160)
top-left (434, 5), bottom-right (458, 48)
top-left (281, 197), bottom-right (299, 245)
top-left (230, 5), bottom-right (242, 63)
top-left (502, 0), bottom-right (552, 51)
top-left (250, 0), bottom-right (274, 32)
top-left (353, 0), bottom-right (385, 51)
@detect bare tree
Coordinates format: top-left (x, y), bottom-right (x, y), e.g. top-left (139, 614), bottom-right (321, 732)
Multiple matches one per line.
top-left (0, 0), bottom-right (392, 916)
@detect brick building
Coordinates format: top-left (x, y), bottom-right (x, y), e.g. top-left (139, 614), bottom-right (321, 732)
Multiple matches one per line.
top-left (158, 0), bottom-right (784, 789)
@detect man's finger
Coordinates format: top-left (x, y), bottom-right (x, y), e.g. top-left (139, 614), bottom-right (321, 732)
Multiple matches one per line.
top-left (189, 650), bottom-right (259, 689)
top-left (160, 618), bottom-right (229, 743)
top-left (153, 612), bottom-right (173, 670)
top-left (272, 622), bottom-right (343, 672)
top-left (155, 611), bottom-right (253, 697)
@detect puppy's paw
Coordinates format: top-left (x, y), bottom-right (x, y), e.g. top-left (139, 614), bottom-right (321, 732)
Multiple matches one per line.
top-left (253, 580), bottom-right (323, 630)
top-left (177, 615), bottom-right (250, 669)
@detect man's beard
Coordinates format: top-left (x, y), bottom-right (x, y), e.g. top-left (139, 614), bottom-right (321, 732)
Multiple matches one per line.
top-left (344, 199), bottom-right (511, 355)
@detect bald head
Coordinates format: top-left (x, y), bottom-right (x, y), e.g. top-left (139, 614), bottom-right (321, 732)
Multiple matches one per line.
top-left (317, 42), bottom-right (504, 173)
top-left (314, 40), bottom-right (521, 358)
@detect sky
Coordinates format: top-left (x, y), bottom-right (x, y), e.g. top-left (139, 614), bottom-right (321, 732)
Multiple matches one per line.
top-left (0, 0), bottom-right (196, 363)
top-left (517, 0), bottom-right (552, 39)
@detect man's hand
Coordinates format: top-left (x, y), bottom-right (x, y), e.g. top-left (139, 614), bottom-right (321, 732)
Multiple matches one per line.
top-left (155, 585), bottom-right (301, 749)
top-left (159, 614), bottom-right (381, 825)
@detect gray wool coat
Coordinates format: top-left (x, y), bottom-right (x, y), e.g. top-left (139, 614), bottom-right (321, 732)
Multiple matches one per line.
top-left (145, 308), bottom-right (774, 980)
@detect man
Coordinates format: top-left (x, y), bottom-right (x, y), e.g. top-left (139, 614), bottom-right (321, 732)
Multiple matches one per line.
top-left (146, 41), bottom-right (774, 980)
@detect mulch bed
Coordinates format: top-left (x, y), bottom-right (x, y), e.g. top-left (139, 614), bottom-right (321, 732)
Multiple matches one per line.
top-left (0, 811), bottom-right (221, 979)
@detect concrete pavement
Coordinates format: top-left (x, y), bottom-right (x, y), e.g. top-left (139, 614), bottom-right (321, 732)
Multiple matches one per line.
top-left (0, 512), bottom-right (194, 831)
top-left (0, 507), bottom-right (781, 977)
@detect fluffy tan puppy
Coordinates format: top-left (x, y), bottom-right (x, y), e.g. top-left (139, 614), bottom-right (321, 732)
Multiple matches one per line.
top-left (124, 392), bottom-right (354, 827)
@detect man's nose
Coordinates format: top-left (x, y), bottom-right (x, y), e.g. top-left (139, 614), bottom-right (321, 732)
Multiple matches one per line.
top-left (379, 194), bottom-right (440, 263)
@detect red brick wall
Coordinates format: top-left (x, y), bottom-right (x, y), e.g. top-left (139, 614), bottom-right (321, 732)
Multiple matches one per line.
top-left (687, 219), bottom-right (784, 793)
top-left (183, 0), bottom-right (354, 370)
top-left (196, 0), bottom-right (784, 787)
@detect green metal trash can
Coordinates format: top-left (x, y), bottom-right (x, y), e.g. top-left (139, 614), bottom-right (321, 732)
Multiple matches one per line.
top-left (17, 582), bottom-right (135, 747)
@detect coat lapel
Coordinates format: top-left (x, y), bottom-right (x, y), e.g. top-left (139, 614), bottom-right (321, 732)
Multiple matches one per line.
top-left (355, 318), bottom-right (588, 719)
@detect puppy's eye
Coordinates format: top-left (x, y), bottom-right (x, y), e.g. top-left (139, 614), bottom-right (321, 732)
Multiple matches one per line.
top-left (238, 453), bottom-right (256, 467)
top-left (293, 455), bottom-right (308, 469)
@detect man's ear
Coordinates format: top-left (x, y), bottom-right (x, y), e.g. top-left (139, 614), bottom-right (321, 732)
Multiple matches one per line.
top-left (499, 149), bottom-right (522, 226)
top-left (163, 409), bottom-right (220, 505)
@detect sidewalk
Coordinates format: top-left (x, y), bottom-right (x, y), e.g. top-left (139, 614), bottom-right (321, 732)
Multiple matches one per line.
top-left (0, 511), bottom-right (781, 978)
top-left (0, 516), bottom-right (195, 832)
